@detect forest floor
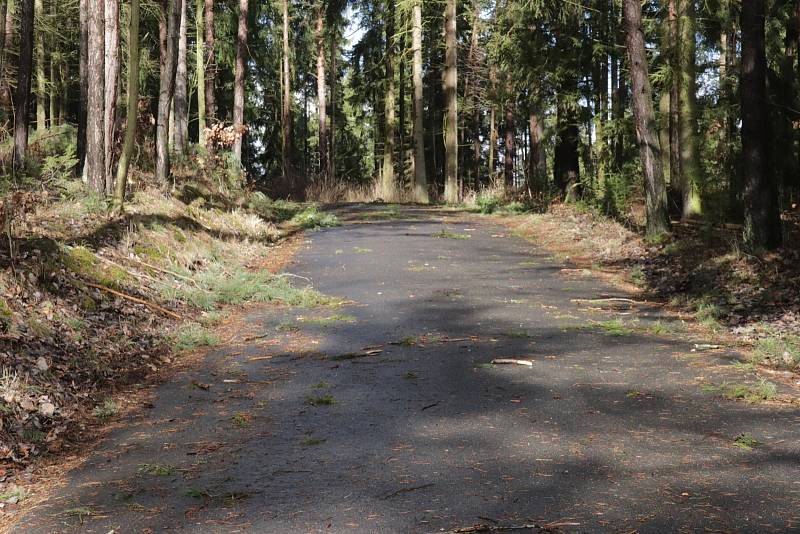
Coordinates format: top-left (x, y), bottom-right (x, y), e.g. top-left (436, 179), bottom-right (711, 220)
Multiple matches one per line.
top-left (9, 204), bottom-right (800, 533)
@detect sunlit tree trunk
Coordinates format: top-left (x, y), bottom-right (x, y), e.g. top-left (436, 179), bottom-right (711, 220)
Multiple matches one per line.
top-left (411, 0), bottom-right (427, 203)
top-left (156, 0), bottom-right (179, 184)
top-left (114, 0), bottom-right (140, 212)
top-left (86, 0), bottom-right (105, 191)
top-left (488, 106), bottom-right (496, 181)
top-left (204, 0), bottom-right (215, 129)
top-left (443, 0), bottom-right (458, 203)
top-left (667, 0), bottom-right (680, 196)
top-left (623, 0), bottom-right (669, 238)
top-left (315, 0), bottom-right (327, 180)
top-left (173, 0), bottom-right (188, 155)
top-left (528, 108), bottom-right (546, 192)
top-left (504, 94), bottom-right (515, 189)
top-left (231, 0), bottom-right (247, 165)
top-left (329, 35), bottom-right (336, 182)
top-left (104, 0), bottom-right (119, 194)
top-left (33, 0), bottom-right (45, 134)
top-left (741, 0), bottom-right (781, 250)
top-left (13, 0), bottom-right (33, 167)
top-left (195, 0), bottom-right (205, 145)
top-left (677, 0), bottom-right (702, 218)
top-left (76, 0), bottom-right (88, 174)
top-left (380, 0), bottom-right (396, 200)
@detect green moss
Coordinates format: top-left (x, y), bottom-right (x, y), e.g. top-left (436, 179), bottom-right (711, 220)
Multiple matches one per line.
top-left (0, 298), bottom-right (12, 331)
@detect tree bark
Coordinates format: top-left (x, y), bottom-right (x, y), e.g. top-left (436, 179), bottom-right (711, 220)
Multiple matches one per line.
top-left (411, 0), bottom-right (427, 202)
top-left (13, 0), bottom-right (33, 167)
top-left (528, 108), bottom-right (546, 192)
top-left (104, 0), bottom-right (119, 195)
top-left (623, 0), bottom-right (670, 238)
top-left (231, 0), bottom-right (248, 165)
top-left (315, 0), bottom-right (327, 180)
top-left (204, 0), bottom-right (215, 128)
top-left (281, 0), bottom-right (293, 184)
top-left (173, 0), bottom-right (188, 155)
top-left (741, 0), bottom-right (781, 249)
top-left (677, 0), bottom-right (702, 218)
top-left (381, 0), bottom-right (397, 200)
top-left (488, 106), bottom-right (496, 181)
top-left (195, 0), bottom-right (205, 145)
top-left (329, 35), bottom-right (336, 182)
top-left (114, 0), bottom-right (140, 212)
top-left (554, 95), bottom-right (580, 200)
top-left (443, 0), bottom-right (458, 203)
top-left (504, 97), bottom-right (515, 189)
top-left (156, 0), bottom-right (179, 184)
top-left (86, 0), bottom-right (105, 191)
top-left (34, 0), bottom-right (44, 134)
top-left (77, 0), bottom-right (88, 174)
top-left (667, 0), bottom-right (680, 196)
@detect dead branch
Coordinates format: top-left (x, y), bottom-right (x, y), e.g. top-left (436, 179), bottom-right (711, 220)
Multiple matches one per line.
top-left (433, 521), bottom-right (579, 533)
top-left (491, 359), bottom-right (533, 367)
top-left (84, 282), bottom-right (182, 320)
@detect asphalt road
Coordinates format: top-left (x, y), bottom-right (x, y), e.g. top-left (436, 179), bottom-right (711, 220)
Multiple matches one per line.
top-left (15, 206), bottom-right (800, 533)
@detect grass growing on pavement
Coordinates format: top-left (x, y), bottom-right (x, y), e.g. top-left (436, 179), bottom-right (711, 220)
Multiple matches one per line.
top-left (432, 230), bottom-right (471, 240)
top-left (305, 394), bottom-right (335, 406)
top-left (703, 380), bottom-right (777, 403)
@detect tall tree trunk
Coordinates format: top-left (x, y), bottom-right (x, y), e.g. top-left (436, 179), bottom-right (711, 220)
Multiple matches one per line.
top-left (0, 1), bottom-right (6, 85)
top-left (86, 0), bottom-right (105, 191)
top-left (173, 0), bottom-right (188, 154)
top-left (667, 0), bottom-right (680, 198)
top-left (411, 0), bottom-right (427, 202)
top-left (623, 0), bottom-right (669, 238)
top-left (554, 94), bottom-right (580, 200)
top-left (231, 0), bottom-right (248, 165)
top-left (443, 0), bottom-right (458, 203)
top-left (195, 0), bottom-right (205, 145)
top-left (280, 0), bottom-right (292, 184)
top-left (104, 0), bottom-right (119, 195)
top-left (329, 35), bottom-right (336, 182)
top-left (466, 1), bottom-right (480, 189)
top-left (741, 0), bottom-right (781, 249)
top-left (488, 106), bottom-right (496, 181)
top-left (77, 0), bottom-right (88, 174)
top-left (156, 0), bottom-right (179, 184)
top-left (33, 0), bottom-right (44, 134)
top-left (504, 95), bottom-right (515, 189)
top-left (528, 107), bottom-right (546, 192)
top-left (381, 0), bottom-right (396, 200)
top-left (114, 0), bottom-right (140, 212)
top-left (677, 0), bottom-right (702, 218)
top-left (48, 47), bottom-right (55, 127)
top-left (204, 0), bottom-right (215, 127)
top-left (398, 28), bottom-right (405, 189)
top-left (13, 0), bottom-right (33, 167)
top-left (315, 1), bottom-right (327, 180)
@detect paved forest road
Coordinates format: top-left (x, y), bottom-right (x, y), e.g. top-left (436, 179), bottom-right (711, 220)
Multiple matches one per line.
top-left (15, 207), bottom-right (800, 533)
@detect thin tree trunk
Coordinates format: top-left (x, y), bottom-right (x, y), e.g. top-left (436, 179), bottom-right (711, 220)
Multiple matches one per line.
top-left (33, 0), bottom-right (44, 134)
top-left (398, 28), bottom-right (405, 189)
top-left (77, 0), bottom-right (88, 174)
top-left (114, 0), bottom-right (140, 212)
top-left (381, 0), bottom-right (396, 200)
top-left (0, 1), bottom-right (6, 83)
top-left (329, 35), bottom-right (336, 182)
top-left (504, 96), bottom-right (515, 189)
top-left (668, 0), bottom-right (680, 197)
top-left (13, 0), bottom-right (33, 167)
top-left (677, 0), bottom-right (702, 217)
top-left (204, 0), bottom-right (215, 128)
top-left (104, 0), bottom-right (119, 195)
top-left (281, 0), bottom-right (292, 185)
top-left (195, 0), bottom-right (205, 144)
top-left (443, 0), bottom-right (458, 203)
top-left (48, 0), bottom-right (56, 127)
top-left (315, 1), bottom-right (327, 180)
top-left (86, 0), bottom-right (105, 191)
top-left (156, 0), bottom-right (179, 184)
top-left (466, 1), bottom-right (480, 189)
top-left (741, 0), bottom-right (781, 249)
top-left (529, 108), bottom-right (546, 192)
top-left (173, 0), bottom-right (188, 154)
top-left (623, 0), bottom-right (669, 238)
top-left (488, 106), bottom-right (496, 181)
top-left (411, 0), bottom-right (427, 202)
top-left (231, 0), bottom-right (248, 165)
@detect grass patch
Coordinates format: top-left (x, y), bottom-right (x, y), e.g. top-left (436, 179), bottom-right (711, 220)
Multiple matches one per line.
top-left (753, 335), bottom-right (800, 367)
top-left (174, 323), bottom-right (218, 351)
top-left (703, 379), bottom-right (777, 403)
top-left (353, 247), bottom-right (372, 254)
top-left (402, 372), bottom-right (418, 380)
top-left (302, 438), bottom-right (326, 446)
top-left (305, 394), bottom-right (335, 406)
top-left (290, 206), bottom-right (339, 229)
top-left (395, 336), bottom-right (418, 347)
top-left (311, 381), bottom-right (329, 389)
top-left (0, 487), bottom-right (25, 503)
top-left (356, 208), bottom-right (402, 220)
top-left (231, 413), bottom-right (251, 427)
top-left (732, 433), bottom-right (761, 450)
top-left (92, 399), bottom-right (119, 420)
top-left (138, 464), bottom-right (177, 476)
top-left (432, 230), bottom-right (471, 240)
top-left (573, 319), bottom-right (634, 336)
top-left (301, 314), bottom-right (356, 326)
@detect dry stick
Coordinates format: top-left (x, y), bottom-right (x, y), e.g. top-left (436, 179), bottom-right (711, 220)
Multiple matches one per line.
top-left (435, 521), bottom-right (579, 533)
top-left (84, 282), bottom-right (183, 320)
top-left (570, 298), bottom-right (642, 304)
top-left (491, 359), bottom-right (533, 367)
